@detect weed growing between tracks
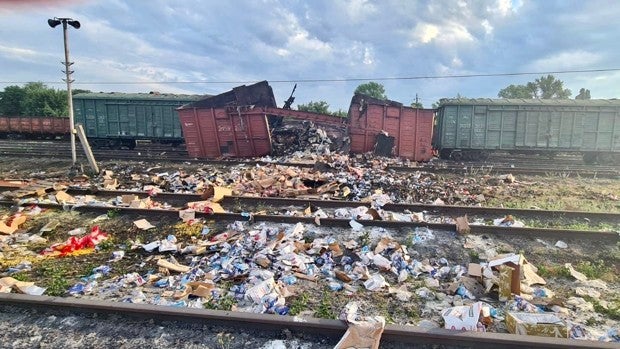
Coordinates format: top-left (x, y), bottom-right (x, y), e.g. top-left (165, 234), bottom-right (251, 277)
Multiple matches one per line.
top-left (483, 176), bottom-right (620, 213)
top-left (521, 219), bottom-right (618, 232)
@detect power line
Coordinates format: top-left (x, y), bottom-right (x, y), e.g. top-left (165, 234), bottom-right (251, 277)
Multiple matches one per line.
top-left (1, 67), bottom-right (619, 85)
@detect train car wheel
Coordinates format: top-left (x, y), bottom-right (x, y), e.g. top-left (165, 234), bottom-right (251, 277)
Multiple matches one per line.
top-left (582, 152), bottom-right (597, 164)
top-left (450, 151), bottom-right (463, 161)
top-left (439, 149), bottom-right (452, 159)
top-left (596, 153), bottom-right (617, 165)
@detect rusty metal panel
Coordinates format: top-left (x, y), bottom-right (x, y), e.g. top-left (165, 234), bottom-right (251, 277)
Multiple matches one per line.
top-left (55, 118), bottom-right (70, 134)
top-left (30, 118), bottom-right (42, 133)
top-left (0, 117), bottom-right (9, 133)
top-left (348, 94), bottom-right (434, 161)
top-left (179, 107), bottom-right (271, 158)
top-left (9, 118), bottom-right (21, 132)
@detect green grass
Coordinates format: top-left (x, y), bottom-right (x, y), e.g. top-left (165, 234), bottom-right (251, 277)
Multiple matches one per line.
top-left (35, 260), bottom-right (70, 296)
top-left (289, 292), bottom-right (310, 316)
top-left (521, 219), bottom-right (617, 232)
top-left (536, 264), bottom-right (572, 279)
top-left (584, 296), bottom-right (620, 320)
top-left (96, 236), bottom-right (117, 251)
top-left (575, 260), bottom-right (616, 282)
top-left (315, 291), bottom-right (336, 319)
top-left (106, 209), bottom-right (120, 218)
top-left (204, 294), bottom-right (235, 311)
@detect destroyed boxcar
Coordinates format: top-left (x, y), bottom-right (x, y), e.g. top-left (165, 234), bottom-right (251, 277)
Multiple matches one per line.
top-left (348, 94), bottom-right (434, 161)
top-left (178, 81), bottom-right (348, 158)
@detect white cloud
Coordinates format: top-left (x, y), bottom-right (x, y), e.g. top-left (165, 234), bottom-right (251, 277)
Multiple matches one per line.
top-left (342, 0), bottom-right (377, 22)
top-left (481, 19), bottom-right (493, 35)
top-left (409, 22), bottom-right (474, 46)
top-left (0, 44), bottom-right (46, 62)
top-left (526, 50), bottom-right (602, 71)
top-left (490, 0), bottom-right (522, 17)
top-left (262, 9), bottom-right (332, 60)
top-left (363, 47), bottom-right (374, 65)
top-left (342, 42), bottom-right (376, 68)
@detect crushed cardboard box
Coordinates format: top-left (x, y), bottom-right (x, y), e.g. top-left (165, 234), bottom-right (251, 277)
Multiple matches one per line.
top-left (506, 312), bottom-right (568, 338)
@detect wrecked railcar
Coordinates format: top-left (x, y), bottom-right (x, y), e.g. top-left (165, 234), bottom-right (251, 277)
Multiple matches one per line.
top-left (348, 93), bottom-right (435, 161)
top-left (178, 81), bottom-right (348, 158)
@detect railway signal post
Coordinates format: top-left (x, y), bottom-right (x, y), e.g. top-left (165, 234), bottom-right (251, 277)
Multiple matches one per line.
top-left (48, 17), bottom-right (80, 166)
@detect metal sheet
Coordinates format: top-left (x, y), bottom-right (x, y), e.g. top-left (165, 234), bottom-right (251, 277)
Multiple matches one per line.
top-left (437, 100), bottom-right (620, 154)
top-left (179, 107), bottom-right (272, 158)
top-left (348, 94), bottom-right (434, 161)
top-left (73, 94), bottom-right (196, 141)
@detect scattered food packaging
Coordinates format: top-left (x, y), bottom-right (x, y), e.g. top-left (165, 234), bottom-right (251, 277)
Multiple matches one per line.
top-left (442, 302), bottom-right (484, 331)
top-left (505, 312), bottom-right (568, 338)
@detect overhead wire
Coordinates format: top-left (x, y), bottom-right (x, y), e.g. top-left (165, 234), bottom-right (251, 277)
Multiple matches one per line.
top-left (1, 68), bottom-right (619, 85)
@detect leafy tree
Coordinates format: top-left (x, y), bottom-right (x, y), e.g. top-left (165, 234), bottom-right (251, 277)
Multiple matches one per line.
top-left (498, 84), bottom-right (533, 99)
top-left (297, 100), bottom-right (348, 118)
top-left (533, 75), bottom-right (571, 98)
top-left (354, 81), bottom-right (387, 100)
top-left (575, 88), bottom-right (591, 100)
top-left (0, 85), bottom-right (26, 116)
top-left (20, 82), bottom-right (68, 117)
top-left (411, 102), bottom-right (423, 108)
top-left (72, 89), bottom-right (92, 95)
top-left (498, 75), bottom-right (572, 99)
top-left (332, 109), bottom-right (348, 118)
top-left (297, 100), bottom-right (330, 114)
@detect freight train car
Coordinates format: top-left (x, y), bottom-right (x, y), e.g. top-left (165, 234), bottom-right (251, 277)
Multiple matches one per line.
top-left (73, 92), bottom-right (201, 149)
top-left (178, 81), bottom-right (348, 158)
top-left (0, 116), bottom-right (69, 139)
top-left (434, 98), bottom-right (620, 164)
top-left (349, 94), bottom-right (434, 161)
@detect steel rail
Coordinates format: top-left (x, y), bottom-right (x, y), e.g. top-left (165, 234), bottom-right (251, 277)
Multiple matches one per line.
top-left (0, 199), bottom-right (617, 242)
top-left (2, 140), bottom-right (618, 175)
top-left (27, 188), bottom-right (619, 225)
top-left (0, 294), bottom-right (614, 349)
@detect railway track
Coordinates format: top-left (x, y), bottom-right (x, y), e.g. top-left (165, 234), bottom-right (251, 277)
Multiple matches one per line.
top-left (46, 188), bottom-right (620, 226)
top-left (0, 294), bottom-right (614, 349)
top-left (1, 139), bottom-right (619, 177)
top-left (1, 188), bottom-right (618, 241)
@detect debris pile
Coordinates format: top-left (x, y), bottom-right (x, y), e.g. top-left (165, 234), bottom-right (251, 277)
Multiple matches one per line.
top-left (271, 120), bottom-right (349, 156)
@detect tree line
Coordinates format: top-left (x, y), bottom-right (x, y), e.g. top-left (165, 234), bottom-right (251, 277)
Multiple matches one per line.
top-left (0, 82), bottom-right (90, 117)
top-left (298, 75), bottom-right (592, 115)
top-left (0, 76), bottom-right (593, 118)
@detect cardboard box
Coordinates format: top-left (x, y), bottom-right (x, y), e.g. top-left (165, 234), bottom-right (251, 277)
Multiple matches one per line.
top-left (442, 302), bottom-right (484, 331)
top-left (505, 312), bottom-right (568, 338)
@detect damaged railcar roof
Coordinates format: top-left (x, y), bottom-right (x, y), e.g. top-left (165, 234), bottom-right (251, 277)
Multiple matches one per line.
top-left (179, 81), bottom-right (277, 110)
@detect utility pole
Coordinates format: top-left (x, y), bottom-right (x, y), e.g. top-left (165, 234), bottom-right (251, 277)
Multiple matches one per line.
top-left (48, 17), bottom-right (80, 166)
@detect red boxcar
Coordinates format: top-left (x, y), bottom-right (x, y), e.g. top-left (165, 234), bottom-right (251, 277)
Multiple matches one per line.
top-left (348, 94), bottom-right (434, 161)
top-left (179, 106), bottom-right (272, 158)
top-left (178, 81), bottom-right (348, 158)
top-left (0, 116), bottom-right (69, 137)
top-left (179, 105), bottom-right (348, 158)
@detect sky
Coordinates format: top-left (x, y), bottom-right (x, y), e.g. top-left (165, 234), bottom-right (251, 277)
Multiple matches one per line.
top-left (1, 0), bottom-right (620, 110)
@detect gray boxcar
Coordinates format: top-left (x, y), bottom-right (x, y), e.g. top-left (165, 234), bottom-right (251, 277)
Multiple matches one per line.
top-left (73, 92), bottom-right (201, 149)
top-left (434, 98), bottom-right (620, 164)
